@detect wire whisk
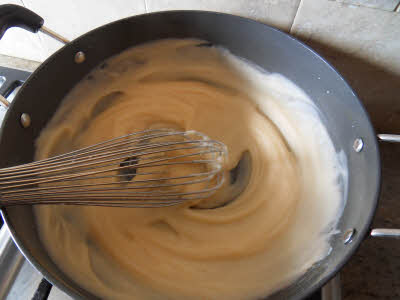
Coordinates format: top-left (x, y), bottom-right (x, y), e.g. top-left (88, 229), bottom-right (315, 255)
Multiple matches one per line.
top-left (0, 129), bottom-right (227, 207)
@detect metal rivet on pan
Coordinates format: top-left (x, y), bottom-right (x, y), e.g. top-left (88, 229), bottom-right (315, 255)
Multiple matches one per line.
top-left (343, 228), bottom-right (356, 244)
top-left (353, 138), bottom-right (364, 152)
top-left (20, 113), bottom-right (31, 128)
top-left (74, 51), bottom-right (86, 64)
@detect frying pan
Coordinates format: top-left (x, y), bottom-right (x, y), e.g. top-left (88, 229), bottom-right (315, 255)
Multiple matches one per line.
top-left (0, 4), bottom-right (399, 300)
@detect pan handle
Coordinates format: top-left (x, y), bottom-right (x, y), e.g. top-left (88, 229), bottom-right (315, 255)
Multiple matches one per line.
top-left (369, 133), bottom-right (400, 239)
top-left (0, 4), bottom-right (68, 44)
top-left (370, 228), bottom-right (400, 238)
top-left (0, 4), bottom-right (43, 39)
top-left (377, 134), bottom-right (400, 143)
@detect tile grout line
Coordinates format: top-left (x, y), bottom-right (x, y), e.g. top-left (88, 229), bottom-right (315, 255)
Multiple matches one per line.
top-left (289, 0), bottom-right (303, 34)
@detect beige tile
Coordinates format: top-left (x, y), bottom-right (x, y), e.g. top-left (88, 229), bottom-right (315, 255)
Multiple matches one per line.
top-left (332, 0), bottom-right (400, 11)
top-left (0, 54), bottom-right (40, 71)
top-left (48, 287), bottom-right (74, 300)
top-left (291, 0), bottom-right (400, 133)
top-left (5, 261), bottom-right (43, 300)
top-left (291, 0), bottom-right (400, 75)
top-left (22, 0), bottom-right (147, 58)
top-left (146, 0), bottom-right (301, 31)
top-left (0, 0), bottom-right (46, 61)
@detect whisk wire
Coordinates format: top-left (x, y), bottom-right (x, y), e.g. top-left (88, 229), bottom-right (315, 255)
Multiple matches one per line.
top-left (0, 129), bottom-right (227, 207)
top-left (0, 147), bottom-right (221, 187)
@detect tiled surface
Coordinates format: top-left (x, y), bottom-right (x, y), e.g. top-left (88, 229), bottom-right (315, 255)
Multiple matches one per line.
top-left (291, 0), bottom-right (400, 75)
top-left (5, 261), bottom-right (43, 300)
top-left (48, 287), bottom-right (73, 300)
top-left (22, 0), bottom-right (147, 58)
top-left (0, 0), bottom-right (301, 62)
top-left (146, 0), bottom-right (301, 31)
top-left (291, 0), bottom-right (400, 132)
top-left (333, 0), bottom-right (400, 11)
top-left (0, 54), bottom-right (40, 71)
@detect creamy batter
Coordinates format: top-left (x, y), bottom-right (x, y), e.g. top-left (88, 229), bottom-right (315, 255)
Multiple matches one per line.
top-left (34, 39), bottom-right (346, 300)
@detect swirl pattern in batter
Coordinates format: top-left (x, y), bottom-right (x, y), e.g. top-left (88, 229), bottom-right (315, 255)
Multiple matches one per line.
top-left (34, 39), bottom-right (346, 300)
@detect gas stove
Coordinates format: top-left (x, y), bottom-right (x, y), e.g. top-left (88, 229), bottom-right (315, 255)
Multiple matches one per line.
top-left (0, 65), bottom-right (340, 300)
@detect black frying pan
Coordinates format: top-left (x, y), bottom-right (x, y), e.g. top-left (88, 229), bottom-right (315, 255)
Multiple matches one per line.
top-left (0, 4), bottom-right (399, 300)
